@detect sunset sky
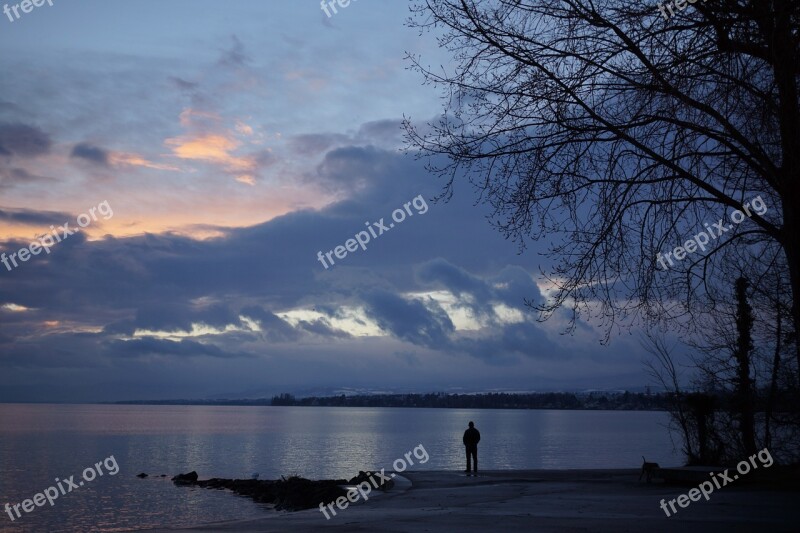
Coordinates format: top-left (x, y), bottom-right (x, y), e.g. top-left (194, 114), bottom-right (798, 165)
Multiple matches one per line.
top-left (0, 1), bottom-right (662, 402)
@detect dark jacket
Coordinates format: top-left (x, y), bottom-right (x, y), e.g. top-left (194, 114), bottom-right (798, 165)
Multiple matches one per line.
top-left (463, 427), bottom-right (481, 447)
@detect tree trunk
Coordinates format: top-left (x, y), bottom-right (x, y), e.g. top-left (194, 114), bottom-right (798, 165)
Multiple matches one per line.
top-left (772, 0), bottom-right (800, 385)
top-left (765, 287), bottom-right (781, 449)
top-left (734, 277), bottom-right (757, 456)
top-left (783, 201), bottom-right (800, 386)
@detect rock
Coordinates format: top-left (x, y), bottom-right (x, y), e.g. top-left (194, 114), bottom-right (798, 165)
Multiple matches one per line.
top-left (348, 470), bottom-right (394, 491)
top-left (273, 476), bottom-right (348, 511)
top-left (174, 474), bottom-right (350, 512)
top-left (136, 472), bottom-right (148, 478)
top-left (172, 471), bottom-right (199, 484)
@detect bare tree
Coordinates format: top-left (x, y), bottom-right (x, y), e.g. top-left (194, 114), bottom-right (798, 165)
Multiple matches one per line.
top-left (404, 1), bottom-right (799, 371)
top-left (651, 273), bottom-right (799, 463)
top-left (643, 335), bottom-right (696, 461)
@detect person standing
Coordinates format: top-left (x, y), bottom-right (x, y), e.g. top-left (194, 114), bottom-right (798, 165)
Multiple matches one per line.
top-left (463, 421), bottom-right (480, 473)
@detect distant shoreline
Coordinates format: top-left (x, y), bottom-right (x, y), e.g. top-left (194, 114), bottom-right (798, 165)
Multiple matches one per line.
top-left (107, 402), bottom-right (667, 411)
top-left (107, 391), bottom-right (669, 411)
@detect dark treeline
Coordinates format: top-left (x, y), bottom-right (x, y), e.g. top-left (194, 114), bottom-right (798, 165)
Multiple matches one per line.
top-left (269, 392), bottom-right (667, 410)
top-left (114, 390), bottom-right (796, 414)
top-left (114, 391), bottom-right (667, 409)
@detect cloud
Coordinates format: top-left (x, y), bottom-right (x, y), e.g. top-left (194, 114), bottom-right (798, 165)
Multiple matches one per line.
top-left (71, 142), bottom-right (180, 171)
top-left (0, 166), bottom-right (55, 190)
top-left (170, 76), bottom-right (200, 91)
top-left (240, 305), bottom-right (299, 342)
top-left (362, 289), bottom-right (455, 349)
top-left (0, 122), bottom-right (52, 158)
top-left (417, 258), bottom-right (491, 300)
top-left (313, 145), bottom-right (392, 194)
top-left (133, 302), bottom-right (240, 333)
top-left (71, 143), bottom-right (110, 165)
top-left (456, 321), bottom-right (560, 364)
top-left (218, 35), bottom-right (250, 67)
top-left (296, 317), bottom-right (351, 339)
top-left (165, 108), bottom-right (261, 184)
top-left (108, 151), bottom-right (181, 171)
top-left (167, 134), bottom-right (239, 163)
top-left (166, 133), bottom-right (254, 172)
top-left (357, 119), bottom-right (404, 147)
top-left (288, 133), bottom-right (350, 156)
top-left (0, 130), bottom-right (648, 401)
top-left (0, 206), bottom-right (73, 226)
top-left (489, 265), bottom-right (545, 309)
top-left (287, 120), bottom-right (403, 159)
top-left (109, 337), bottom-right (250, 359)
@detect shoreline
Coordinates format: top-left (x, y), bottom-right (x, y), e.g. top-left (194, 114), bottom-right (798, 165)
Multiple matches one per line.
top-left (141, 469), bottom-right (800, 532)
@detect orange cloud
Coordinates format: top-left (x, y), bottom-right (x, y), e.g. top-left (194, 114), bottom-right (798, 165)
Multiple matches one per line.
top-left (235, 121), bottom-right (254, 136)
top-left (179, 108), bottom-right (220, 128)
top-left (109, 152), bottom-right (181, 171)
top-left (235, 175), bottom-right (256, 186)
top-left (165, 109), bottom-right (260, 183)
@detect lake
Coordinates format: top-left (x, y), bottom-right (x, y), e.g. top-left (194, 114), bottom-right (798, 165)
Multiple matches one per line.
top-left (0, 404), bottom-right (680, 531)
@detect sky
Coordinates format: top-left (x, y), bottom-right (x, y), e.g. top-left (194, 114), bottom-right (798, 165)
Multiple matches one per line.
top-left (0, 0), bottom-right (657, 402)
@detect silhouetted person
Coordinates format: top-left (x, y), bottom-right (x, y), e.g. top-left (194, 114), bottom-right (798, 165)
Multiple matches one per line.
top-left (463, 421), bottom-right (480, 473)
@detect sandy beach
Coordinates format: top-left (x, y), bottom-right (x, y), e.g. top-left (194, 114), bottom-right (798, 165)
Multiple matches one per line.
top-left (147, 469), bottom-right (799, 532)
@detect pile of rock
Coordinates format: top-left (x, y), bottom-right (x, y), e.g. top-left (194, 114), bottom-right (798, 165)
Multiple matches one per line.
top-left (170, 471), bottom-right (349, 511)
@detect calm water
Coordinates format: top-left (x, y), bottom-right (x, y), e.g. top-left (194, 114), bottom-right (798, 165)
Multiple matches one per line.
top-left (0, 404), bottom-right (680, 531)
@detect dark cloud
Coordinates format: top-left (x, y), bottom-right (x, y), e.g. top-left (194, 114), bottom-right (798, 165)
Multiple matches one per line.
top-left (254, 149), bottom-right (278, 168)
top-left (0, 122), bottom-right (52, 158)
top-left (356, 119), bottom-right (403, 146)
top-left (170, 76), bottom-right (200, 91)
top-left (70, 142), bottom-right (110, 165)
top-left (489, 265), bottom-right (545, 309)
top-left (415, 259), bottom-right (542, 325)
top-left (0, 206), bottom-right (73, 226)
top-left (0, 134), bottom-right (650, 401)
top-left (108, 337), bottom-right (250, 359)
top-left (133, 302), bottom-right (240, 332)
top-left (289, 133), bottom-right (349, 156)
top-left (218, 35), bottom-right (249, 67)
top-left (0, 101), bottom-right (19, 114)
top-left (288, 120), bottom-right (402, 159)
top-left (362, 289), bottom-right (454, 349)
top-left (296, 317), bottom-right (351, 339)
top-left (314, 145), bottom-right (399, 197)
top-left (417, 258), bottom-right (491, 300)
top-left (457, 322), bottom-right (560, 364)
top-left (0, 166), bottom-right (55, 189)
top-left (240, 306), bottom-right (299, 342)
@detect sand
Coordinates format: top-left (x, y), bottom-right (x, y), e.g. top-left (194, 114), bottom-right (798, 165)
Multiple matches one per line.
top-left (147, 469), bottom-right (799, 532)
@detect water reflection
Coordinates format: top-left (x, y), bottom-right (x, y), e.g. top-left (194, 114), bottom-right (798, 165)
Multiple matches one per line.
top-left (0, 404), bottom-right (679, 531)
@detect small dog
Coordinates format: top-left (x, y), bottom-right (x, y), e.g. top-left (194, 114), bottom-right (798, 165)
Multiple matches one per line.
top-left (639, 456), bottom-right (660, 483)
